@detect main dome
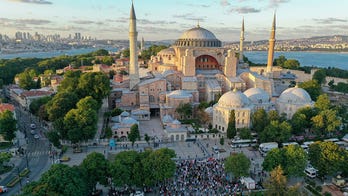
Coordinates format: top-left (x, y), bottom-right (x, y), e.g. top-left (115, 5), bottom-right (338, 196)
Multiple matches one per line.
top-left (278, 87), bottom-right (313, 104)
top-left (244, 88), bottom-right (270, 104)
top-left (175, 26), bottom-right (221, 47)
top-left (217, 89), bottom-right (250, 108)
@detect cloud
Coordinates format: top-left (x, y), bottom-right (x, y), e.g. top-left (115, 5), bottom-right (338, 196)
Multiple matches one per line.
top-left (0, 18), bottom-right (51, 26)
top-left (220, 0), bottom-right (230, 7)
top-left (230, 6), bottom-right (261, 14)
top-left (8, 0), bottom-right (52, 5)
top-left (268, 0), bottom-right (290, 8)
top-left (186, 3), bottom-right (210, 8)
top-left (173, 13), bottom-right (207, 22)
top-left (71, 20), bottom-right (104, 25)
top-left (313, 17), bottom-right (348, 24)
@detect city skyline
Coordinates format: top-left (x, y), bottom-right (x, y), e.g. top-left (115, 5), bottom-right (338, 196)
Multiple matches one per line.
top-left (1, 0), bottom-right (348, 41)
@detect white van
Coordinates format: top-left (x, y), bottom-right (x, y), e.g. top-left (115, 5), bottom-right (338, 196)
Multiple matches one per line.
top-left (304, 167), bottom-right (317, 178)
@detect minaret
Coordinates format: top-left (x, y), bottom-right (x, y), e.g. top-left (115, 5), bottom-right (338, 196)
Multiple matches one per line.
top-left (266, 13), bottom-right (276, 76)
top-left (129, 1), bottom-right (140, 90)
top-left (141, 37), bottom-right (145, 51)
top-left (239, 18), bottom-right (245, 63)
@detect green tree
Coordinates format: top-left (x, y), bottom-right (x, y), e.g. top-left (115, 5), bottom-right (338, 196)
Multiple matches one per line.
top-left (268, 110), bottom-right (280, 122)
top-left (227, 110), bottom-right (236, 139)
top-left (262, 148), bottom-right (283, 172)
top-left (313, 69), bottom-right (326, 85)
top-left (298, 80), bottom-right (322, 101)
top-left (283, 59), bottom-right (300, 69)
top-left (17, 69), bottom-right (37, 90)
top-left (57, 70), bottom-right (81, 92)
top-left (0, 152), bottom-right (12, 172)
top-left (264, 166), bottom-right (288, 196)
top-left (128, 124), bottom-right (140, 147)
top-left (46, 131), bottom-right (61, 148)
top-left (311, 109), bottom-right (341, 134)
top-left (238, 128), bottom-right (252, 139)
top-left (308, 141), bottom-right (345, 177)
top-left (22, 164), bottom-right (88, 196)
top-left (122, 48), bottom-right (130, 58)
top-left (314, 94), bottom-right (331, 111)
top-left (101, 56), bottom-right (114, 65)
top-left (104, 127), bottom-right (112, 139)
top-left (224, 153), bottom-right (250, 179)
top-left (0, 110), bottom-right (17, 141)
top-left (110, 108), bottom-right (123, 117)
top-left (77, 72), bottom-right (110, 105)
top-left (76, 96), bottom-right (99, 111)
top-left (283, 145), bottom-right (307, 177)
top-left (80, 152), bottom-right (109, 191)
top-left (110, 150), bottom-right (139, 187)
top-left (46, 91), bottom-right (79, 122)
top-left (220, 137), bottom-right (224, 146)
top-left (92, 49), bottom-right (109, 56)
top-left (328, 79), bottom-right (334, 88)
top-left (175, 103), bottom-right (192, 119)
top-left (144, 134), bottom-right (150, 146)
top-left (29, 96), bottom-right (52, 116)
top-left (142, 148), bottom-right (176, 186)
top-left (260, 120), bottom-right (292, 143)
top-left (274, 55), bottom-right (287, 67)
top-left (252, 108), bottom-right (268, 133)
top-left (290, 112), bottom-right (307, 134)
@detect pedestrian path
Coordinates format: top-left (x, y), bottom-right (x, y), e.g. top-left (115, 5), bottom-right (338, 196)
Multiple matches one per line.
top-left (27, 151), bottom-right (50, 157)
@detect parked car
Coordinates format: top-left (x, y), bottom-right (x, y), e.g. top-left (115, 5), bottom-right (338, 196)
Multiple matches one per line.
top-left (0, 186), bottom-right (8, 193)
top-left (60, 156), bottom-right (70, 162)
top-left (30, 130), bottom-right (36, 135)
top-left (30, 124), bottom-right (36, 129)
top-left (34, 134), bottom-right (40, 139)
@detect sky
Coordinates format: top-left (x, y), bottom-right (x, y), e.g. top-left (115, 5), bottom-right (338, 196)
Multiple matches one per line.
top-left (0, 0), bottom-right (348, 41)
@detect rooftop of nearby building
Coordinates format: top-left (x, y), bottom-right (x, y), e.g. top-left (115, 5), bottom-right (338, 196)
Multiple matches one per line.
top-left (0, 103), bottom-right (15, 113)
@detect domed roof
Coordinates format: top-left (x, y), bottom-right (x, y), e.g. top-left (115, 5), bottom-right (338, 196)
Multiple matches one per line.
top-left (244, 88), bottom-right (270, 104)
top-left (278, 87), bottom-right (313, 104)
top-left (204, 106), bottom-right (213, 114)
top-left (218, 89), bottom-right (250, 108)
top-left (120, 111), bottom-right (130, 117)
top-left (172, 119), bottom-right (181, 125)
top-left (180, 26), bottom-right (217, 40)
top-left (167, 90), bottom-right (192, 99)
top-left (158, 48), bottom-right (175, 55)
top-left (121, 117), bottom-right (137, 125)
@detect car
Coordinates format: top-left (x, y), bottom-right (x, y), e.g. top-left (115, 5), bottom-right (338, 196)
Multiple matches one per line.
top-left (130, 191), bottom-right (144, 196)
top-left (30, 130), bottom-right (36, 135)
top-left (34, 134), bottom-right (40, 139)
top-left (0, 186), bottom-right (8, 193)
top-left (30, 124), bottom-right (36, 129)
top-left (60, 156), bottom-right (70, 162)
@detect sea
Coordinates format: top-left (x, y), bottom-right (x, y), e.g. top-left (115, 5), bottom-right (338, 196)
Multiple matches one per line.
top-left (0, 48), bottom-right (347, 70)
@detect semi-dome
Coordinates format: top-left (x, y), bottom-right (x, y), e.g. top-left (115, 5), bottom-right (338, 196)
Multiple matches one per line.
top-left (167, 90), bottom-right (192, 99)
top-left (278, 87), bottom-right (312, 104)
top-left (174, 25), bottom-right (221, 47)
top-left (244, 88), bottom-right (270, 104)
top-left (218, 89), bottom-right (250, 108)
top-left (121, 117), bottom-right (138, 125)
top-left (158, 47), bottom-right (175, 55)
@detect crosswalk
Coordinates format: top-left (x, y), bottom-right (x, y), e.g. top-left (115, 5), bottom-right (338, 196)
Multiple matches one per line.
top-left (27, 151), bottom-right (50, 157)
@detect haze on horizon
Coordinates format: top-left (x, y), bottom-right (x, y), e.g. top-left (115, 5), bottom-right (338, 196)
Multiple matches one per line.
top-left (0, 0), bottom-right (347, 42)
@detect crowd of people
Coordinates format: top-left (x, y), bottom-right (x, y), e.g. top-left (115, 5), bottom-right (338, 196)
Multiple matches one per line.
top-left (159, 158), bottom-right (242, 195)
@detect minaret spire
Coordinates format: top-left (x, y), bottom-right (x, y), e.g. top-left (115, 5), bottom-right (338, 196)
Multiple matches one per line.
top-left (129, 1), bottom-right (139, 89)
top-left (266, 12), bottom-right (276, 77)
top-left (239, 17), bottom-right (245, 63)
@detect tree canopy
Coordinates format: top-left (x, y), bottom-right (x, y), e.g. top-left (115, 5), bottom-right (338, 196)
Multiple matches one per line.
top-left (227, 110), bottom-right (236, 139)
top-left (224, 153), bottom-right (250, 179)
top-left (259, 120), bottom-right (292, 143)
top-left (298, 80), bottom-right (322, 101)
top-left (0, 110), bottom-right (17, 141)
top-left (128, 124), bottom-right (140, 147)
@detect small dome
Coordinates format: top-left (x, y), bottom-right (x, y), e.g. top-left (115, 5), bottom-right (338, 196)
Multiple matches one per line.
top-left (180, 26), bottom-right (217, 40)
top-left (121, 117), bottom-right (137, 125)
top-left (162, 115), bottom-right (174, 123)
top-left (204, 106), bottom-right (213, 114)
top-left (120, 111), bottom-right (130, 117)
top-left (167, 90), bottom-right (192, 99)
top-left (244, 88), bottom-right (270, 104)
top-left (218, 89), bottom-right (250, 108)
top-left (158, 48), bottom-right (175, 55)
top-left (172, 119), bottom-right (181, 125)
top-left (278, 87), bottom-right (312, 104)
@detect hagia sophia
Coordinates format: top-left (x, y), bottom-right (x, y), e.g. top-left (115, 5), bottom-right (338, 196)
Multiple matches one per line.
top-left (109, 2), bottom-right (314, 140)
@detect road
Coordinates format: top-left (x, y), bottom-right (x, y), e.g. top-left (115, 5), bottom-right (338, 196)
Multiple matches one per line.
top-left (0, 105), bottom-right (50, 195)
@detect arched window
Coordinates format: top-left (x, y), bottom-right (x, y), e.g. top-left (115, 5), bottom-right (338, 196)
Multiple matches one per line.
top-left (149, 95), bottom-right (155, 103)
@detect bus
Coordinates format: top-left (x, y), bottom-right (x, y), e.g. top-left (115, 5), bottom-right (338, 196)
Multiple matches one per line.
top-left (259, 142), bottom-right (278, 156)
top-left (282, 142), bottom-right (299, 148)
top-left (324, 138), bottom-right (339, 143)
top-left (231, 139), bottom-right (257, 148)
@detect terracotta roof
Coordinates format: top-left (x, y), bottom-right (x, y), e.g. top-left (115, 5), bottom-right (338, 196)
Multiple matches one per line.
top-left (0, 103), bottom-right (15, 113)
